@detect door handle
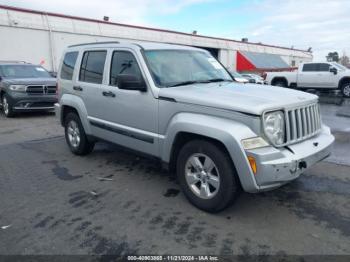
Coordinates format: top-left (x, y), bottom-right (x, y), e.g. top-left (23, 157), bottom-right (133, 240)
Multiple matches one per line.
top-left (73, 86), bottom-right (83, 91)
top-left (102, 91), bottom-right (116, 98)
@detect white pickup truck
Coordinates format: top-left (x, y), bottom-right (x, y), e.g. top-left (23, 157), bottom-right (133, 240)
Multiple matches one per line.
top-left (265, 62), bottom-right (350, 97)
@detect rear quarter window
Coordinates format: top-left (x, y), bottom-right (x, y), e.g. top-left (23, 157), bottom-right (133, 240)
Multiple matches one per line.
top-left (61, 51), bottom-right (79, 80)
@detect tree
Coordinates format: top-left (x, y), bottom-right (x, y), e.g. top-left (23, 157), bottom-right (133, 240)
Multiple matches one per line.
top-left (340, 52), bottom-right (350, 67)
top-left (326, 52), bottom-right (339, 62)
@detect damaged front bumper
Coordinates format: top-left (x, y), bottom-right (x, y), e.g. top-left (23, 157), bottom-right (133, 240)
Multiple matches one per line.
top-left (245, 125), bottom-right (334, 192)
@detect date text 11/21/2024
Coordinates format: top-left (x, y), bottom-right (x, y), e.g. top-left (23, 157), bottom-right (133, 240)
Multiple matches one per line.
top-left (127, 255), bottom-right (219, 261)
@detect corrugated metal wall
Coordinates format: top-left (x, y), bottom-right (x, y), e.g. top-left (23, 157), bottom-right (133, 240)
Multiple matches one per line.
top-left (0, 6), bottom-right (313, 72)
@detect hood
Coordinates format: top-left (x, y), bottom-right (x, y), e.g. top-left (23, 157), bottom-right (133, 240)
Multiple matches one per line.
top-left (2, 77), bottom-right (57, 86)
top-left (159, 82), bottom-right (318, 115)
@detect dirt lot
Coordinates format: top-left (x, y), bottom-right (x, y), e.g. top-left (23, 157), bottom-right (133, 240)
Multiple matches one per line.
top-left (0, 104), bottom-right (349, 257)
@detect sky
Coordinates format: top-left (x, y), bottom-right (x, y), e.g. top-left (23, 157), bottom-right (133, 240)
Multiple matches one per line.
top-left (1, 0), bottom-right (349, 61)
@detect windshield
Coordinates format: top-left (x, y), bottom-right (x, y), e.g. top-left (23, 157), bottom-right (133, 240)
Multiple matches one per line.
top-left (144, 50), bottom-right (232, 87)
top-left (0, 64), bottom-right (52, 78)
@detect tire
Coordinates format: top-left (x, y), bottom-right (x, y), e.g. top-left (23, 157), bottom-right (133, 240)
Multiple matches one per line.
top-left (2, 93), bottom-right (15, 118)
top-left (273, 80), bottom-right (287, 87)
top-left (64, 112), bottom-right (95, 155)
top-left (176, 140), bottom-right (240, 213)
top-left (341, 82), bottom-right (350, 98)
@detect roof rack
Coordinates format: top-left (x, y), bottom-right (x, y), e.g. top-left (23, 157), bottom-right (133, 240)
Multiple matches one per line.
top-left (0, 60), bottom-right (29, 64)
top-left (68, 41), bottom-right (120, 48)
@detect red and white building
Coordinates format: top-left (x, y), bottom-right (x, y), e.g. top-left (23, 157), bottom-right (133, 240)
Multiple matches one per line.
top-left (0, 4), bottom-right (313, 73)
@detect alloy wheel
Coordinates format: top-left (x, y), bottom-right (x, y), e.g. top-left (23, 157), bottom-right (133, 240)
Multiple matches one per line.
top-left (67, 120), bottom-right (81, 148)
top-left (343, 84), bottom-right (350, 97)
top-left (3, 97), bottom-right (9, 115)
top-left (184, 153), bottom-right (220, 199)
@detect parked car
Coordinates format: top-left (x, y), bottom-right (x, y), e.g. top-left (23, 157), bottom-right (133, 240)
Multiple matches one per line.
top-left (241, 73), bottom-right (266, 84)
top-left (265, 62), bottom-right (350, 97)
top-left (227, 70), bottom-right (249, 83)
top-left (0, 62), bottom-right (57, 117)
top-left (56, 41), bottom-right (334, 212)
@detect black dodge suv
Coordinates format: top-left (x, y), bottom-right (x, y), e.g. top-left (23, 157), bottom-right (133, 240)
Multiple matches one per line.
top-left (0, 62), bottom-right (57, 117)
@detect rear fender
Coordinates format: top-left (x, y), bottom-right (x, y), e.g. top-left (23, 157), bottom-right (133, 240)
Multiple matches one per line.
top-left (59, 94), bottom-right (91, 134)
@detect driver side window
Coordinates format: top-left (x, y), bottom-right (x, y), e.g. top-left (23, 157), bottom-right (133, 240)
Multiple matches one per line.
top-left (110, 51), bottom-right (143, 86)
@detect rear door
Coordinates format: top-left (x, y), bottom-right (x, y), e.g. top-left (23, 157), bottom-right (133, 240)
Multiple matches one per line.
top-left (297, 63), bottom-right (319, 88)
top-left (74, 49), bottom-right (107, 118)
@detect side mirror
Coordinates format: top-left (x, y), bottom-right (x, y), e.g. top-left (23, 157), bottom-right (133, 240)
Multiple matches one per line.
top-left (330, 67), bottom-right (337, 75)
top-left (50, 71), bottom-right (57, 78)
top-left (117, 74), bottom-right (147, 91)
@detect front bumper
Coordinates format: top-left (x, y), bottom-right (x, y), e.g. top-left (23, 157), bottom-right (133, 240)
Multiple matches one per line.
top-left (10, 93), bottom-right (57, 111)
top-left (245, 125), bottom-right (334, 192)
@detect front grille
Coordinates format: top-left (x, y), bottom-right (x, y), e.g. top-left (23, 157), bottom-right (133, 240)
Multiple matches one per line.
top-left (26, 85), bottom-right (56, 95)
top-left (47, 86), bottom-right (56, 94)
top-left (26, 85), bottom-right (43, 94)
top-left (285, 103), bottom-right (321, 144)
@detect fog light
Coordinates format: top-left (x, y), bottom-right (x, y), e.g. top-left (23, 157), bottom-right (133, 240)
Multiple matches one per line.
top-left (248, 156), bottom-right (257, 175)
top-left (242, 137), bottom-right (269, 150)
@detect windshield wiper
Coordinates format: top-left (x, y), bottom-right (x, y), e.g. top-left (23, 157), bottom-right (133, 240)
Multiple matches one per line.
top-left (167, 80), bottom-right (210, 87)
top-left (167, 78), bottom-right (232, 87)
top-left (207, 78), bottom-right (233, 82)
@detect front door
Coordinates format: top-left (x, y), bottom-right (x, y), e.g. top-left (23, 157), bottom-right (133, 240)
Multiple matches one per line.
top-left (317, 63), bottom-right (338, 88)
top-left (89, 48), bottom-right (159, 157)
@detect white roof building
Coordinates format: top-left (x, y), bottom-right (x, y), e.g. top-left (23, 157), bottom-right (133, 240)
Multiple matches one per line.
top-left (0, 4), bottom-right (313, 72)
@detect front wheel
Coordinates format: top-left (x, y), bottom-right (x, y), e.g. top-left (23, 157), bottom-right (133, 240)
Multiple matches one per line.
top-left (2, 94), bottom-right (15, 117)
top-left (176, 140), bottom-right (240, 213)
top-left (64, 112), bottom-right (95, 155)
top-left (341, 82), bottom-right (350, 98)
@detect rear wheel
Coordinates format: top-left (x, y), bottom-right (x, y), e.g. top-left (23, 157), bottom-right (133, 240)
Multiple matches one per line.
top-left (273, 80), bottom-right (287, 87)
top-left (341, 82), bottom-right (350, 98)
top-left (2, 94), bottom-right (15, 118)
top-left (64, 112), bottom-right (95, 155)
top-left (177, 140), bottom-right (240, 213)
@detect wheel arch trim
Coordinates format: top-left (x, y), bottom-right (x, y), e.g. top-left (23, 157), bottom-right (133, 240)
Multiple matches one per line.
top-left (271, 77), bottom-right (288, 86)
top-left (59, 94), bottom-right (91, 134)
top-left (161, 112), bottom-right (260, 192)
top-left (338, 76), bottom-right (350, 88)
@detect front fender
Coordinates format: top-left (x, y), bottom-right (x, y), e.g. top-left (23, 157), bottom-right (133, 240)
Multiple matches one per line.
top-left (161, 112), bottom-right (260, 192)
top-left (59, 94), bottom-right (91, 135)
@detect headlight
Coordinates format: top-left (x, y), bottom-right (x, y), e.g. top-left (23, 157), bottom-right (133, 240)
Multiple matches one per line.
top-left (9, 85), bottom-right (26, 92)
top-left (264, 110), bottom-right (285, 145)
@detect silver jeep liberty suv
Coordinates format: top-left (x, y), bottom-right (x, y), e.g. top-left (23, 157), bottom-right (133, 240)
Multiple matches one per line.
top-left (55, 41), bottom-right (334, 212)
